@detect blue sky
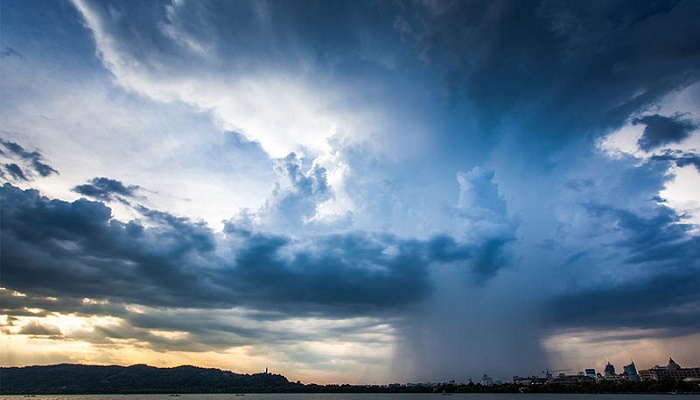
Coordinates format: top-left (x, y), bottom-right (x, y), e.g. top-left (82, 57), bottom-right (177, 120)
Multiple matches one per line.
top-left (1, 0), bottom-right (700, 384)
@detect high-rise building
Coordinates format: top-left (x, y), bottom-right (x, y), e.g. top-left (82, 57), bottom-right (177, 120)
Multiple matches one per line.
top-left (481, 374), bottom-right (494, 386)
top-left (622, 362), bottom-right (640, 381)
top-left (604, 362), bottom-right (616, 377)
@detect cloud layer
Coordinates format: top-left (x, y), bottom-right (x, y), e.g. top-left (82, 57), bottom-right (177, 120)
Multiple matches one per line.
top-left (3, 182), bottom-right (515, 316)
top-left (2, 0), bottom-right (700, 384)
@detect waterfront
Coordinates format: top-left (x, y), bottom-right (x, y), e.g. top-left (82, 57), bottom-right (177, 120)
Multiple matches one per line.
top-left (1, 394), bottom-right (699, 400)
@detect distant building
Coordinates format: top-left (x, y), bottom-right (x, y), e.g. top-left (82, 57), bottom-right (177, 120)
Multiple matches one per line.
top-left (604, 362), bottom-right (616, 377)
top-left (584, 369), bottom-right (596, 379)
top-left (668, 358), bottom-right (681, 371)
top-left (597, 362), bottom-right (628, 382)
top-left (622, 362), bottom-right (640, 381)
top-left (639, 358), bottom-right (700, 381)
top-left (481, 374), bottom-right (494, 386)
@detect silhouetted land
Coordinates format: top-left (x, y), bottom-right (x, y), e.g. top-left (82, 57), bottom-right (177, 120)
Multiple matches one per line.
top-left (0, 364), bottom-right (292, 394)
top-left (1, 364), bottom-right (699, 394)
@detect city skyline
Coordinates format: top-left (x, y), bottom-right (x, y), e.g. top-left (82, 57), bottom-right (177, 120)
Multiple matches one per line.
top-left (2, 0), bottom-right (700, 385)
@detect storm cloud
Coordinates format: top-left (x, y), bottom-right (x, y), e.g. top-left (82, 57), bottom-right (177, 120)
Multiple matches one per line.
top-left (0, 139), bottom-right (58, 180)
top-left (651, 149), bottom-right (700, 171)
top-left (73, 177), bottom-right (141, 201)
top-left (548, 202), bottom-right (700, 335)
top-left (4, 163), bottom-right (27, 181)
top-left (634, 114), bottom-right (698, 151)
top-left (394, 0), bottom-right (700, 157)
top-left (1, 183), bottom-right (507, 317)
top-left (2, 0), bottom-right (700, 384)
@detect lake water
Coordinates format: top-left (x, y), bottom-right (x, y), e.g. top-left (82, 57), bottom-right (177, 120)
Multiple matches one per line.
top-left (2, 394), bottom-right (699, 400)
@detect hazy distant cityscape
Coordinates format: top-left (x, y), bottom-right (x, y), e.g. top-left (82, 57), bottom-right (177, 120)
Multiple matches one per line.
top-left (3, 358), bottom-right (700, 395)
top-left (385, 357), bottom-right (700, 389)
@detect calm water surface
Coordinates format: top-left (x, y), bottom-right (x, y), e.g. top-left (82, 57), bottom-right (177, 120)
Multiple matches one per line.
top-left (2, 394), bottom-right (699, 400)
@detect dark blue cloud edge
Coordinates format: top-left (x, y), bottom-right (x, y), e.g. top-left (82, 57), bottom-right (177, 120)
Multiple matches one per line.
top-left (73, 176), bottom-right (141, 201)
top-left (549, 203), bottom-right (700, 333)
top-left (650, 149), bottom-right (700, 172)
top-left (4, 178), bottom-right (698, 331)
top-left (0, 139), bottom-right (59, 180)
top-left (0, 183), bottom-right (512, 318)
top-left (76, 0), bottom-right (700, 162)
top-left (633, 114), bottom-right (698, 152)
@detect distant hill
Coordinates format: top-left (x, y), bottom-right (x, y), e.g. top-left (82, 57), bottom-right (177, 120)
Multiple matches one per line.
top-left (0, 364), bottom-right (296, 394)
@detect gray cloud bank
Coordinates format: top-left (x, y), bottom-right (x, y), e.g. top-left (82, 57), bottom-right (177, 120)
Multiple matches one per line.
top-left (551, 204), bottom-right (700, 331)
top-left (1, 182), bottom-right (509, 317)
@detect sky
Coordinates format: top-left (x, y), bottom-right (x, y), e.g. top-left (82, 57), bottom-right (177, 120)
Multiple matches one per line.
top-left (1, 0), bottom-right (700, 385)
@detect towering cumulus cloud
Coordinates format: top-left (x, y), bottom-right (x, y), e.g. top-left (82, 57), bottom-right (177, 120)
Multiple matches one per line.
top-left (0, 0), bottom-right (699, 384)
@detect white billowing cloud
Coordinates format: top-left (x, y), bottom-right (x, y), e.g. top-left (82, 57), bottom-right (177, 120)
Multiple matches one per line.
top-left (72, 2), bottom-right (377, 156)
top-left (230, 148), bottom-right (355, 234)
top-left (661, 166), bottom-right (700, 229)
top-left (598, 122), bottom-right (645, 159)
top-left (596, 84), bottom-right (700, 228)
top-left (455, 166), bottom-right (515, 243)
top-left (260, 153), bottom-right (336, 231)
top-left (71, 0), bottom-right (407, 227)
top-left (0, 53), bottom-right (274, 229)
top-left (312, 159), bottom-right (354, 223)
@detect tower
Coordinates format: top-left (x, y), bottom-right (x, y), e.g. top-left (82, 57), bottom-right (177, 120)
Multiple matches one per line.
top-left (668, 358), bottom-right (681, 371)
top-left (604, 362), bottom-right (616, 376)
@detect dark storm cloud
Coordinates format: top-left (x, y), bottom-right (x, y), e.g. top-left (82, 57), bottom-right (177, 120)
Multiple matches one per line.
top-left (73, 0), bottom-right (700, 165)
top-left (76, 0), bottom-right (403, 78)
top-left (0, 139), bottom-right (58, 178)
top-left (586, 204), bottom-right (699, 266)
top-left (32, 159), bottom-right (59, 177)
top-left (1, 140), bottom-right (34, 158)
top-left (225, 227), bottom-right (430, 314)
top-left (551, 272), bottom-right (700, 332)
top-left (1, 183), bottom-right (216, 308)
top-left (397, 0), bottom-right (700, 145)
top-left (4, 163), bottom-right (28, 181)
top-left (8, 0), bottom-right (697, 376)
top-left (650, 149), bottom-right (700, 172)
top-left (550, 203), bottom-right (700, 333)
top-left (427, 235), bottom-right (472, 263)
top-left (73, 177), bottom-right (141, 201)
top-left (470, 236), bottom-right (514, 279)
top-left (0, 183), bottom-right (508, 319)
top-left (634, 114), bottom-right (698, 151)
